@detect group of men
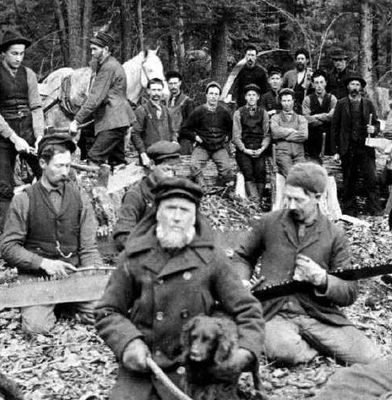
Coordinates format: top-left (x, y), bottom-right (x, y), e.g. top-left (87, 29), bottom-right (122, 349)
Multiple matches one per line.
top-left (0, 29), bottom-right (390, 400)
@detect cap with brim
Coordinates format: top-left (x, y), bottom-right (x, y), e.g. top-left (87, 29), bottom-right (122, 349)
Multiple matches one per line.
top-left (37, 133), bottom-right (76, 158)
top-left (267, 65), bottom-right (282, 76)
top-left (344, 75), bottom-right (366, 88)
top-left (244, 84), bottom-right (261, 96)
top-left (330, 49), bottom-right (348, 60)
top-left (154, 177), bottom-right (203, 205)
top-left (278, 88), bottom-right (295, 98)
top-left (205, 81), bottom-right (222, 93)
top-left (0, 30), bottom-right (31, 52)
top-left (146, 140), bottom-right (181, 165)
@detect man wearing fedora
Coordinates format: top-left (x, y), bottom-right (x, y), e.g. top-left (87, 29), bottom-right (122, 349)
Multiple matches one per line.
top-left (0, 133), bottom-right (103, 334)
top-left (70, 31), bottom-right (135, 167)
top-left (326, 48), bottom-right (354, 100)
top-left (331, 75), bottom-right (382, 216)
top-left (0, 30), bottom-right (44, 231)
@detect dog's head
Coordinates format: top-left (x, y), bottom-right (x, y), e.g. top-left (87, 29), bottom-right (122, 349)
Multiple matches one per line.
top-left (181, 315), bottom-right (237, 365)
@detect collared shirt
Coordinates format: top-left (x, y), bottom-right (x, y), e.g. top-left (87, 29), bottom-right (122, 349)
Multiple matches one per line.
top-left (150, 100), bottom-right (162, 119)
top-left (0, 181), bottom-right (103, 271)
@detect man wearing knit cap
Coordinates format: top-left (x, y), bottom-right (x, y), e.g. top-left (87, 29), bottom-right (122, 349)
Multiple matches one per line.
top-left (233, 162), bottom-right (380, 366)
top-left (181, 81), bottom-right (234, 188)
top-left (0, 30), bottom-right (44, 231)
top-left (95, 176), bottom-right (265, 400)
top-left (70, 31), bottom-right (135, 167)
top-left (113, 140), bottom-right (181, 251)
top-left (270, 88), bottom-right (308, 177)
top-left (0, 133), bottom-right (103, 334)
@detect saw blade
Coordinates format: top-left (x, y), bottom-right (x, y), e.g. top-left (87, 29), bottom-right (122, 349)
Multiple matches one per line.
top-left (0, 271), bottom-right (111, 308)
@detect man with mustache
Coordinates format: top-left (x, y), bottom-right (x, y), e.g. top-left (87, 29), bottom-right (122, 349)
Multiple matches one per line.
top-left (95, 177), bottom-right (264, 400)
top-left (331, 75), bottom-right (382, 216)
top-left (233, 162), bottom-right (380, 366)
top-left (282, 48), bottom-right (313, 114)
top-left (113, 140), bottom-right (181, 251)
top-left (232, 44), bottom-right (269, 107)
top-left (0, 134), bottom-right (103, 334)
top-left (0, 30), bottom-right (44, 231)
top-left (132, 78), bottom-right (176, 168)
top-left (326, 48), bottom-right (354, 100)
top-left (70, 31), bottom-right (135, 167)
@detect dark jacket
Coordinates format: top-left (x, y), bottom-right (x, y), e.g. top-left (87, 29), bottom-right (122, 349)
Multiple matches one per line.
top-left (233, 209), bottom-right (358, 325)
top-left (131, 100), bottom-right (175, 154)
top-left (326, 67), bottom-right (355, 100)
top-left (75, 55), bottom-right (135, 134)
top-left (331, 96), bottom-right (380, 156)
top-left (260, 89), bottom-right (281, 113)
top-left (95, 215), bottom-right (265, 400)
top-left (112, 176), bottom-right (156, 251)
top-left (167, 92), bottom-right (194, 136)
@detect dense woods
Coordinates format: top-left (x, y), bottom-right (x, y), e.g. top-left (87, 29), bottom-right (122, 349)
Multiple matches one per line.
top-left (2, 0), bottom-right (392, 104)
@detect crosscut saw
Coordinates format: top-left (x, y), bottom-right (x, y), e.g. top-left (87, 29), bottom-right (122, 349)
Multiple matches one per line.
top-left (0, 267), bottom-right (115, 308)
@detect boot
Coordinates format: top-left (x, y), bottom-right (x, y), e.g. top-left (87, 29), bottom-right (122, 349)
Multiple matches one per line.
top-left (245, 181), bottom-right (259, 202)
top-left (256, 183), bottom-right (265, 204)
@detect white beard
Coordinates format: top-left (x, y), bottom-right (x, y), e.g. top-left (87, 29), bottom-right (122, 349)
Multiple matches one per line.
top-left (156, 223), bottom-right (196, 249)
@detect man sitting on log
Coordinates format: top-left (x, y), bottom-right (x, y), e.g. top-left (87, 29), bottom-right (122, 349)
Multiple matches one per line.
top-left (233, 162), bottom-right (381, 366)
top-left (95, 177), bottom-right (264, 400)
top-left (0, 134), bottom-right (103, 334)
top-left (113, 140), bottom-right (181, 252)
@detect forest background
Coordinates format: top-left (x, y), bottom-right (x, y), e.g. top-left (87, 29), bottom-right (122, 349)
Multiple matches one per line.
top-left (1, 0), bottom-right (392, 114)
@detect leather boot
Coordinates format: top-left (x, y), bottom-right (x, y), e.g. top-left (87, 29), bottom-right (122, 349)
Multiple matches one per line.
top-left (256, 183), bottom-right (265, 201)
top-left (245, 181), bottom-right (259, 202)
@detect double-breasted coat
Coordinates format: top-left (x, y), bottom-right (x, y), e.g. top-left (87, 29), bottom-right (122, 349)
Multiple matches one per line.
top-left (95, 215), bottom-right (265, 400)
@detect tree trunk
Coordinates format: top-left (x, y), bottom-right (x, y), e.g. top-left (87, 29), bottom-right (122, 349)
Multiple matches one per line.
top-left (176, 0), bottom-right (186, 71)
top-left (120, 0), bottom-right (134, 62)
top-left (371, 3), bottom-right (379, 82)
top-left (359, 0), bottom-right (375, 101)
top-left (54, 0), bottom-right (69, 65)
top-left (81, 0), bottom-right (92, 66)
top-left (135, 0), bottom-right (144, 51)
top-left (66, 0), bottom-right (83, 68)
top-left (168, 34), bottom-right (178, 70)
top-left (211, 16), bottom-right (228, 86)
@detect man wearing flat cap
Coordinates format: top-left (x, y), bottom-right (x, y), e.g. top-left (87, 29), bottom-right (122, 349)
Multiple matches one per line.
top-left (113, 140), bottom-right (181, 251)
top-left (0, 133), bottom-right (103, 334)
top-left (0, 30), bottom-right (44, 231)
top-left (181, 81), bottom-right (234, 189)
top-left (270, 88), bottom-right (308, 177)
top-left (95, 176), bottom-right (265, 400)
top-left (326, 48), bottom-right (354, 100)
top-left (70, 31), bottom-right (135, 167)
top-left (233, 84), bottom-right (271, 203)
top-left (233, 162), bottom-right (380, 366)
top-left (331, 75), bottom-right (382, 216)
top-left (260, 66), bottom-right (283, 117)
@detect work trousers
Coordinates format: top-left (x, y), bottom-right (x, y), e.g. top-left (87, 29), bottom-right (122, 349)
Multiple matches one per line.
top-left (275, 141), bottom-right (305, 178)
top-left (236, 151), bottom-right (267, 183)
top-left (264, 312), bottom-right (381, 366)
top-left (340, 145), bottom-right (381, 215)
top-left (88, 127), bottom-right (128, 166)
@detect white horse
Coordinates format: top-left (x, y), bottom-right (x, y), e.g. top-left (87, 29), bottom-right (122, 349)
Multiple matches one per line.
top-left (39, 49), bottom-right (168, 129)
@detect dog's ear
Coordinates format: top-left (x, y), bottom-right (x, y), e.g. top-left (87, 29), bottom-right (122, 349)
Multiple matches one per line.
top-left (213, 319), bottom-right (236, 364)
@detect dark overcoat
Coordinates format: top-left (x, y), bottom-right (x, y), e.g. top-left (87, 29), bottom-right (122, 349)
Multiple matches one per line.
top-left (95, 215), bottom-right (265, 400)
top-left (233, 209), bottom-right (358, 325)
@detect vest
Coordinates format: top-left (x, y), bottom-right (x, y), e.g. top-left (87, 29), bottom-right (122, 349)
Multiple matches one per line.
top-left (167, 93), bottom-right (189, 135)
top-left (350, 100), bottom-right (364, 144)
top-left (24, 181), bottom-right (83, 266)
top-left (0, 64), bottom-right (29, 118)
top-left (239, 106), bottom-right (265, 149)
top-left (309, 93), bottom-right (332, 134)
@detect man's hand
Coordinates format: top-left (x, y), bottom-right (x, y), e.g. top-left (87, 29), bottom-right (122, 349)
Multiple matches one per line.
top-left (293, 254), bottom-right (327, 288)
top-left (9, 132), bottom-right (30, 153)
top-left (333, 153), bottom-right (340, 162)
top-left (122, 338), bottom-right (151, 372)
top-left (140, 152), bottom-right (151, 168)
top-left (40, 258), bottom-right (77, 277)
top-left (69, 120), bottom-right (78, 134)
top-left (195, 135), bottom-right (203, 144)
top-left (243, 148), bottom-right (253, 156)
top-left (367, 124), bottom-right (376, 136)
top-left (286, 131), bottom-right (304, 142)
top-left (253, 148), bottom-right (264, 157)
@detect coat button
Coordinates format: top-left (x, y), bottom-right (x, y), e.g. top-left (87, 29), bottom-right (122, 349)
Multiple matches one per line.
top-left (156, 311), bottom-right (164, 321)
top-left (183, 272), bottom-right (192, 280)
top-left (176, 366), bottom-right (186, 375)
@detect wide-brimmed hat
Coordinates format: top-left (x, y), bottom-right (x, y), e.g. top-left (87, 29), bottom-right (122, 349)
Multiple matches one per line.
top-left (344, 75), bottom-right (366, 88)
top-left (0, 30), bottom-right (31, 52)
